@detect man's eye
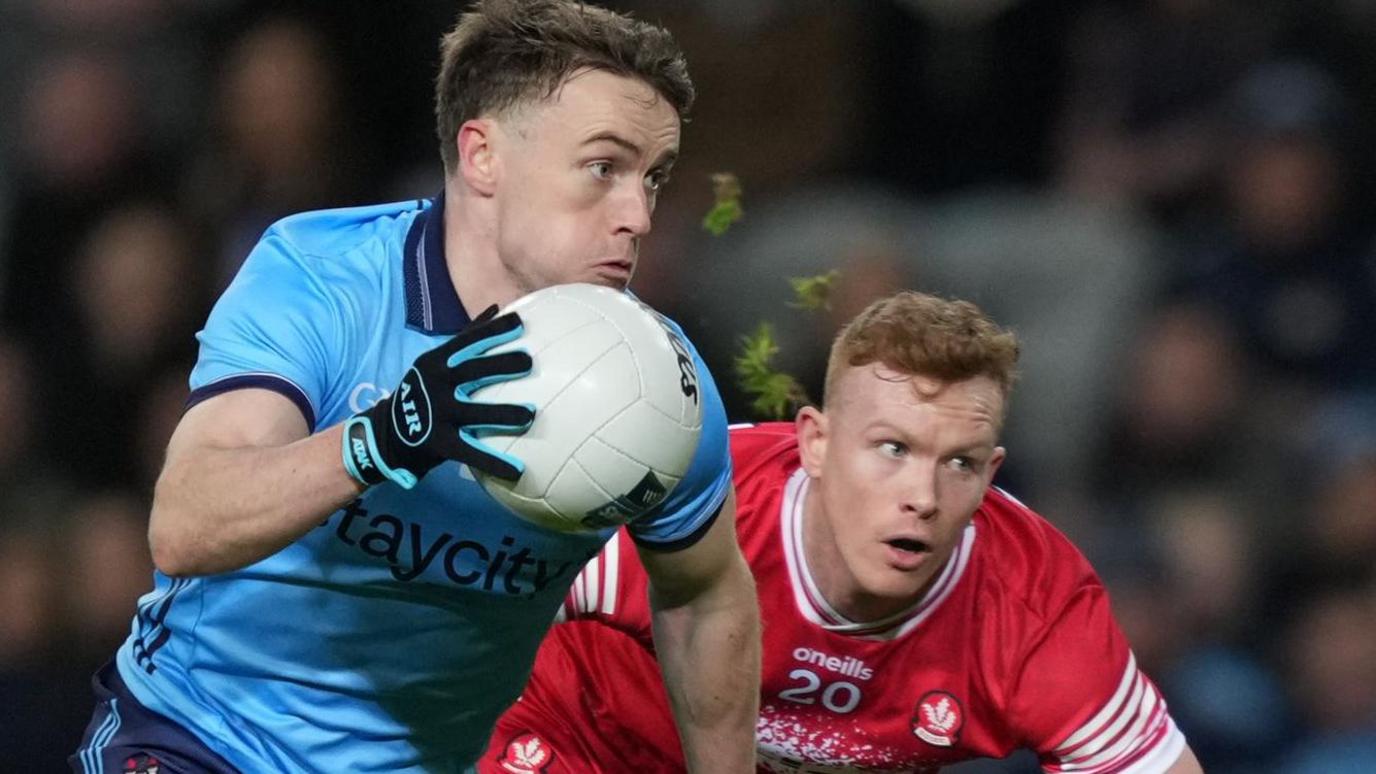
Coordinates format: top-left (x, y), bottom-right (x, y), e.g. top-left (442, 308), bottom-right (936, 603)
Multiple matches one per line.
top-left (646, 170), bottom-right (671, 191)
top-left (879, 441), bottom-right (906, 458)
top-left (589, 162), bottom-right (614, 179)
top-left (948, 457), bottom-right (974, 472)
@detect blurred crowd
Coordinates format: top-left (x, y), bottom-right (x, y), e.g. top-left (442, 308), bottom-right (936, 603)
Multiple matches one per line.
top-left (3, 1), bottom-right (1375, 771)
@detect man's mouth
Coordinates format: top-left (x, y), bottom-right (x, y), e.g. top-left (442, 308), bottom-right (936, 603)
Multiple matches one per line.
top-left (595, 259), bottom-right (633, 277)
top-left (885, 538), bottom-right (930, 555)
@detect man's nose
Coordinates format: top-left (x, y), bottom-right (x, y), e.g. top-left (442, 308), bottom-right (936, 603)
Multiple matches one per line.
top-left (612, 181), bottom-right (653, 237)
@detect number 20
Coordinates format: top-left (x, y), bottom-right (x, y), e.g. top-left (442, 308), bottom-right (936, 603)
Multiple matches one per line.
top-left (777, 668), bottom-right (862, 713)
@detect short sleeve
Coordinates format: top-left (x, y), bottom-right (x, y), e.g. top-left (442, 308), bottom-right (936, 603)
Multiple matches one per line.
top-left (187, 231), bottom-right (344, 430)
top-left (623, 337), bottom-right (732, 550)
top-left (1010, 584), bottom-right (1187, 773)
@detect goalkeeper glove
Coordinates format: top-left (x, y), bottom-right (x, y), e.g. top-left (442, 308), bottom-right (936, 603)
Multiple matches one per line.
top-left (343, 306), bottom-right (534, 489)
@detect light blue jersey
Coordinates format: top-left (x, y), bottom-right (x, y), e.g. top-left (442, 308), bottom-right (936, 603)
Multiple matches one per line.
top-left (114, 195), bottom-right (732, 773)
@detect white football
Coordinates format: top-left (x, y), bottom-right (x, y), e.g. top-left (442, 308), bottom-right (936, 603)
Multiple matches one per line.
top-left (470, 283), bottom-right (703, 532)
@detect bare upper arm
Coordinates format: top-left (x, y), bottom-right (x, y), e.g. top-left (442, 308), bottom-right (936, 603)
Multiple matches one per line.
top-left (637, 488), bottom-right (746, 610)
top-left (164, 388), bottom-right (312, 465)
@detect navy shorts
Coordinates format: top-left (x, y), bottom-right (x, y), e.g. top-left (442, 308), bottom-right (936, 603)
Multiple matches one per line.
top-left (70, 661), bottom-right (240, 774)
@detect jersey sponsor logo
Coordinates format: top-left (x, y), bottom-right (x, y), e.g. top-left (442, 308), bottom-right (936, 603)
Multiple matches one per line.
top-left (325, 499), bottom-right (586, 594)
top-left (392, 368), bottom-right (433, 446)
top-left (912, 690), bottom-right (964, 747)
top-left (791, 647), bottom-right (874, 681)
top-left (497, 733), bottom-right (554, 773)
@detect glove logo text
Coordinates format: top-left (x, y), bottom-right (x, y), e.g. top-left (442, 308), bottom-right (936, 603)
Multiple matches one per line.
top-left (350, 437), bottom-right (374, 470)
top-left (393, 368), bottom-right (433, 447)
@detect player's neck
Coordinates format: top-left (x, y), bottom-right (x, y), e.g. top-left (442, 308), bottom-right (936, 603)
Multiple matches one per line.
top-left (444, 180), bottom-right (524, 318)
top-left (800, 485), bottom-right (944, 625)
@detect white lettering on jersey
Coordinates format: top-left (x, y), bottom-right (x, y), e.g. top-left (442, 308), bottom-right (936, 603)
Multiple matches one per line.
top-left (790, 647), bottom-right (875, 681)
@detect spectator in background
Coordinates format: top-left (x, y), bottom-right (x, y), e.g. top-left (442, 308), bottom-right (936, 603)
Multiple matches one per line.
top-left (1056, 0), bottom-right (1267, 220)
top-left (38, 202), bottom-right (202, 489)
top-left (1264, 451), bottom-right (1376, 628)
top-left (0, 512), bottom-right (71, 770)
top-left (0, 51), bottom-right (167, 343)
top-left (183, 14), bottom-right (366, 290)
top-left (1173, 61), bottom-right (1376, 394)
top-left (1089, 302), bottom-right (1277, 514)
top-left (0, 332), bottom-right (74, 506)
top-left (1279, 583), bottom-right (1376, 773)
top-left (0, 334), bottom-right (39, 493)
top-left (1142, 490), bottom-right (1293, 772)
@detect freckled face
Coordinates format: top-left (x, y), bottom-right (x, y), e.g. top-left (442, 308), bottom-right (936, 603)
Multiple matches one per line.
top-left (799, 365), bottom-right (1005, 621)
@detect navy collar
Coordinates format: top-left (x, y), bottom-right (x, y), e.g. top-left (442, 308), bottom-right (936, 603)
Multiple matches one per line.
top-left (402, 191), bottom-right (471, 334)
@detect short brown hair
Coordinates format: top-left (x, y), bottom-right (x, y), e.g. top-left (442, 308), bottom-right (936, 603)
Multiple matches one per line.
top-left (435, 0), bottom-right (695, 173)
top-left (824, 291), bottom-right (1020, 408)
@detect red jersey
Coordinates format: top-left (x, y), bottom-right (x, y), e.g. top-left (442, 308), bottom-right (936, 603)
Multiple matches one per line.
top-left (484, 424), bottom-right (1186, 773)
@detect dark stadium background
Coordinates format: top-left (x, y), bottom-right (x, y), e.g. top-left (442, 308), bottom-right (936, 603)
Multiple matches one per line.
top-left (3, 1), bottom-right (1375, 771)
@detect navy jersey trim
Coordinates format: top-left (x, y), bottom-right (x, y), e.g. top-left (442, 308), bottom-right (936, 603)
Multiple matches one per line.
top-left (186, 374), bottom-right (317, 432)
top-left (403, 192), bottom-right (471, 334)
top-left (630, 499), bottom-right (726, 553)
top-left (131, 578), bottom-right (190, 675)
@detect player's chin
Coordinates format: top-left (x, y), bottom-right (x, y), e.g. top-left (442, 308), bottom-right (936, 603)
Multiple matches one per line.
top-left (586, 276), bottom-right (631, 291)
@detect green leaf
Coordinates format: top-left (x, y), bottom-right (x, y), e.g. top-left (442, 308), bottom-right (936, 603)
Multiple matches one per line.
top-left (788, 270), bottom-right (841, 311)
top-left (734, 322), bottom-right (810, 420)
top-left (702, 172), bottom-right (744, 236)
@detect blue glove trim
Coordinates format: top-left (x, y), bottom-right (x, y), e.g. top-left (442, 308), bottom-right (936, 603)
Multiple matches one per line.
top-left (458, 429), bottom-right (527, 478)
top-left (446, 322), bottom-right (525, 368)
top-left (454, 349), bottom-right (534, 397)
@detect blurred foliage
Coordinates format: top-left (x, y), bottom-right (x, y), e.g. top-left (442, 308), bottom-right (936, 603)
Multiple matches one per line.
top-left (788, 269), bottom-right (840, 311)
top-left (702, 172), bottom-right (744, 236)
top-left (734, 321), bottom-right (811, 420)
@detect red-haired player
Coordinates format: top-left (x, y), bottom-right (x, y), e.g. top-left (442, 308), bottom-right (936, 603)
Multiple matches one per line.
top-left (483, 291), bottom-right (1202, 774)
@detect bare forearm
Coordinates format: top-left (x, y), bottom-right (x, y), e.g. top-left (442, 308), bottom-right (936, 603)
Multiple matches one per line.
top-left (150, 424), bottom-right (364, 576)
top-left (652, 558), bottom-right (760, 772)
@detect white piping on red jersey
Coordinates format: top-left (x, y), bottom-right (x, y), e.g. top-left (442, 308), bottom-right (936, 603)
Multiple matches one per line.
top-left (560, 534), bottom-right (620, 621)
top-left (779, 468), bottom-right (977, 641)
top-left (1048, 653), bottom-right (1186, 773)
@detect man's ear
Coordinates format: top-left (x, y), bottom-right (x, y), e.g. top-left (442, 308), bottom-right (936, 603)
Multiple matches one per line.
top-left (985, 446), bottom-right (1006, 487)
top-left (795, 406), bottom-right (828, 480)
top-left (457, 118), bottom-right (499, 196)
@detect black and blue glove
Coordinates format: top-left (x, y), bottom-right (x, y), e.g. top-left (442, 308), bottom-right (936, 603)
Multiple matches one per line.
top-left (343, 306), bottom-right (534, 489)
